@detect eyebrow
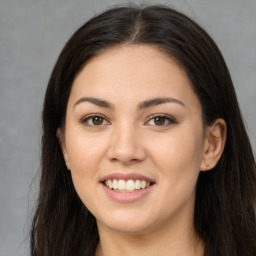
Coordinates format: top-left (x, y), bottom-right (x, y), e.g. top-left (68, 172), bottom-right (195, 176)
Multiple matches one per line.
top-left (137, 97), bottom-right (185, 110)
top-left (73, 97), bottom-right (185, 110)
top-left (73, 97), bottom-right (115, 110)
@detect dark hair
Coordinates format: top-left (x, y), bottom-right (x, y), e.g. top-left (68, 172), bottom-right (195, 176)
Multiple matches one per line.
top-left (30, 5), bottom-right (256, 256)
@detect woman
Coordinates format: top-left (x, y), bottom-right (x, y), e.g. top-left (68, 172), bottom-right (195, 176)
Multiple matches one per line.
top-left (30, 5), bottom-right (256, 256)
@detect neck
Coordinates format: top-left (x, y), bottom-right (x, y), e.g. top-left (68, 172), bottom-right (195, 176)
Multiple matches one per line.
top-left (95, 217), bottom-right (204, 256)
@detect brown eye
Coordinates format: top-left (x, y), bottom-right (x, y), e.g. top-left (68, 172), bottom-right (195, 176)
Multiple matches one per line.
top-left (154, 117), bottom-right (166, 125)
top-left (92, 116), bottom-right (104, 125)
top-left (82, 115), bottom-right (109, 126)
top-left (146, 115), bottom-right (176, 126)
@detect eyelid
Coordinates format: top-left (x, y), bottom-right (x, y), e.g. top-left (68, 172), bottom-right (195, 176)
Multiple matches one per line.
top-left (145, 114), bottom-right (177, 126)
top-left (80, 113), bottom-right (176, 127)
top-left (80, 113), bottom-right (110, 126)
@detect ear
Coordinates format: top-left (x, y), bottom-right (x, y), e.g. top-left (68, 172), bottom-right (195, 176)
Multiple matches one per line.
top-left (56, 128), bottom-right (71, 170)
top-left (200, 118), bottom-right (227, 171)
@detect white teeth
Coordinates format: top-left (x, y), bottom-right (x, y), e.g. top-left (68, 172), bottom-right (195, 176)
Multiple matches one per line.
top-left (113, 179), bottom-right (118, 189)
top-left (118, 180), bottom-right (126, 190)
top-left (108, 180), bottom-right (113, 189)
top-left (104, 179), bottom-right (152, 192)
top-left (135, 180), bottom-right (141, 189)
top-left (126, 180), bottom-right (135, 191)
top-left (141, 180), bottom-right (146, 189)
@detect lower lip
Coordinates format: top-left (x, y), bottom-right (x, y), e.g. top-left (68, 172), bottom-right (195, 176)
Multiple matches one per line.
top-left (101, 183), bottom-right (155, 203)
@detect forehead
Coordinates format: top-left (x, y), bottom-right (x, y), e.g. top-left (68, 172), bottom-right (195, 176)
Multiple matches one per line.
top-left (69, 44), bottom-right (200, 111)
top-left (79, 44), bottom-right (184, 81)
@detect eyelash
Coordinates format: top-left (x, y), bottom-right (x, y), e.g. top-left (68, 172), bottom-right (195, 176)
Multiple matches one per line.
top-left (145, 114), bottom-right (177, 126)
top-left (80, 114), bottom-right (177, 127)
top-left (81, 114), bottom-right (110, 127)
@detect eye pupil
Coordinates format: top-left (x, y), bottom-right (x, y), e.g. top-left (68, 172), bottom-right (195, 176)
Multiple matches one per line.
top-left (154, 117), bottom-right (165, 125)
top-left (92, 116), bottom-right (103, 125)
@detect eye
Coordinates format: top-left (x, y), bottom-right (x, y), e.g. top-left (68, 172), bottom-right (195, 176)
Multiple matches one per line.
top-left (146, 115), bottom-right (176, 126)
top-left (81, 115), bottom-right (109, 126)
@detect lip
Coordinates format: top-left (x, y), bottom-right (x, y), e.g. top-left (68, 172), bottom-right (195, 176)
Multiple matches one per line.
top-left (101, 182), bottom-right (155, 203)
top-left (99, 172), bottom-right (156, 203)
top-left (99, 172), bottom-right (155, 183)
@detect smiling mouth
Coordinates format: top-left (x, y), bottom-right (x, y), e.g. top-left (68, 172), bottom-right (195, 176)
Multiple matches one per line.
top-left (103, 179), bottom-right (154, 193)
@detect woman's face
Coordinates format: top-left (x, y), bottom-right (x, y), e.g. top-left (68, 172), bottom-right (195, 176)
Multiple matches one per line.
top-left (60, 45), bottom-right (208, 234)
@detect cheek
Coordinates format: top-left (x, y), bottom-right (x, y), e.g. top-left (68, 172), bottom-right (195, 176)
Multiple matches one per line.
top-left (67, 137), bottom-right (103, 209)
top-left (152, 129), bottom-right (202, 168)
top-left (149, 133), bottom-right (202, 217)
top-left (150, 125), bottom-right (203, 192)
top-left (66, 129), bottom-right (106, 173)
top-left (64, 128), bottom-right (110, 202)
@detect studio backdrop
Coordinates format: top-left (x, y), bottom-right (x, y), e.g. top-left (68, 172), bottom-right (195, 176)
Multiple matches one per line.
top-left (0, 0), bottom-right (255, 255)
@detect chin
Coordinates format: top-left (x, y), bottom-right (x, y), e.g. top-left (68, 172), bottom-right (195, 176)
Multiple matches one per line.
top-left (96, 208), bottom-right (156, 234)
top-left (104, 220), bottom-right (151, 234)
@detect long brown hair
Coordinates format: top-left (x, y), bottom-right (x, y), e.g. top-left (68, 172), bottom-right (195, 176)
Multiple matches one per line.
top-left (31, 5), bottom-right (256, 255)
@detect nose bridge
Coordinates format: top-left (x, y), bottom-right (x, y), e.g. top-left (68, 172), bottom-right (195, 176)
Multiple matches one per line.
top-left (107, 120), bottom-right (145, 163)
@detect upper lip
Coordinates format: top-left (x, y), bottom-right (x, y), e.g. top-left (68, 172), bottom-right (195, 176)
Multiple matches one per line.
top-left (100, 173), bottom-right (155, 183)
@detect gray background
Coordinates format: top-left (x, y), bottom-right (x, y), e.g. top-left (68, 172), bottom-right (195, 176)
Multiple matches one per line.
top-left (0, 0), bottom-right (255, 255)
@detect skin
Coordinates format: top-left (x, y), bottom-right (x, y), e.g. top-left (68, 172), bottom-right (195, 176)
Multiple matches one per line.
top-left (58, 45), bottom-right (226, 256)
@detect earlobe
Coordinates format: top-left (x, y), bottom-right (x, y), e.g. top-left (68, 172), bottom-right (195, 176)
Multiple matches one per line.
top-left (56, 128), bottom-right (71, 170)
top-left (200, 118), bottom-right (227, 171)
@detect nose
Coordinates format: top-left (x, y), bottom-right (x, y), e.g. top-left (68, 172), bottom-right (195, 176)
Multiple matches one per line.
top-left (107, 124), bottom-right (146, 164)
